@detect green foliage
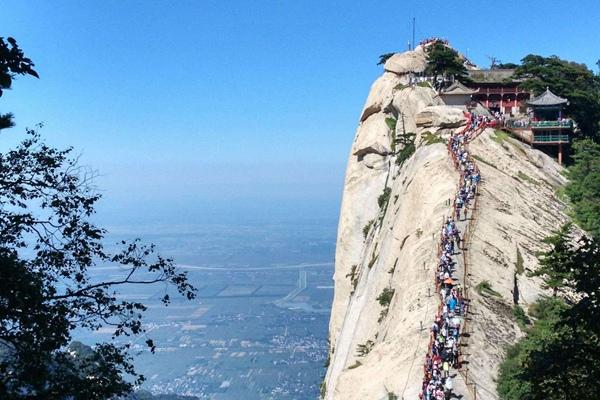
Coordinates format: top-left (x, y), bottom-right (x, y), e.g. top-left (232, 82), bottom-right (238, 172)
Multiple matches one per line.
top-left (564, 139), bottom-right (600, 237)
top-left (416, 228), bottom-right (423, 238)
top-left (393, 83), bottom-right (408, 91)
top-left (396, 142), bottom-right (416, 166)
top-left (387, 392), bottom-right (399, 400)
top-left (495, 62), bottom-right (519, 69)
top-left (528, 224), bottom-right (574, 295)
top-left (476, 280), bottom-right (501, 297)
top-left (0, 37), bottom-right (196, 399)
top-left (515, 246), bottom-right (524, 275)
top-left (497, 297), bottom-right (567, 400)
top-left (395, 132), bottom-right (416, 166)
top-left (513, 54), bottom-right (600, 139)
top-left (512, 305), bottom-right (531, 330)
top-left (425, 41), bottom-right (469, 82)
top-left (378, 53), bottom-right (395, 65)
top-left (0, 37), bottom-right (39, 130)
top-left (367, 253), bottom-right (378, 269)
top-left (498, 229), bottom-right (600, 400)
top-left (346, 264), bottom-right (359, 292)
top-left (491, 129), bottom-right (509, 144)
top-left (356, 340), bottom-right (375, 357)
top-left (385, 117), bottom-right (397, 152)
top-left (533, 224), bottom-right (600, 313)
top-left (377, 287), bottom-right (395, 308)
top-left (320, 380), bottom-right (327, 398)
top-left (376, 287), bottom-right (395, 322)
top-left (385, 117), bottom-right (397, 131)
top-left (516, 171), bottom-right (539, 186)
top-left (416, 81), bottom-right (432, 88)
top-left (388, 258), bottom-right (398, 274)
top-left (0, 112), bottom-right (14, 130)
top-left (378, 187), bottom-right (392, 209)
top-left (363, 219), bottom-right (375, 239)
top-left (497, 296), bottom-right (598, 400)
top-left (421, 131), bottom-right (445, 145)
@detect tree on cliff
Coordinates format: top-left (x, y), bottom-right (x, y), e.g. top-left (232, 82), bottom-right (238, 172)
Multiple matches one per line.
top-left (513, 55), bottom-right (600, 140)
top-left (0, 38), bottom-right (196, 399)
top-left (564, 139), bottom-right (600, 237)
top-left (498, 226), bottom-right (600, 400)
top-left (424, 41), bottom-right (469, 84)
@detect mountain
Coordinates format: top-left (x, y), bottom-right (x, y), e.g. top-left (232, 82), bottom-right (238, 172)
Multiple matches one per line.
top-left (323, 46), bottom-right (569, 399)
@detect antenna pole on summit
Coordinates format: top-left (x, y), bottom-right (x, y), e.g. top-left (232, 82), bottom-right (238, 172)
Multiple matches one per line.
top-left (412, 17), bottom-right (415, 50)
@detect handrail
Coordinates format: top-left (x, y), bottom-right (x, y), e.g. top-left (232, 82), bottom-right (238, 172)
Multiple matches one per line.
top-left (505, 119), bottom-right (573, 129)
top-left (419, 115), bottom-right (492, 400)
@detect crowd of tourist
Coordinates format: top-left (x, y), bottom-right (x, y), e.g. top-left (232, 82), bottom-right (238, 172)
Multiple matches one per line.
top-left (419, 37), bottom-right (449, 47)
top-left (419, 113), bottom-right (488, 400)
top-left (469, 113), bottom-right (495, 131)
top-left (505, 118), bottom-right (530, 128)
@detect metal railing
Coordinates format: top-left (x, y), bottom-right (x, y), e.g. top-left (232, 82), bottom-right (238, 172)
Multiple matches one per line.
top-left (505, 119), bottom-right (573, 130)
top-left (531, 120), bottom-right (573, 128)
top-left (532, 134), bottom-right (570, 143)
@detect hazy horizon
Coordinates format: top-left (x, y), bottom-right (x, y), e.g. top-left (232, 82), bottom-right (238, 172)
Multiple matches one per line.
top-left (3, 1), bottom-right (600, 229)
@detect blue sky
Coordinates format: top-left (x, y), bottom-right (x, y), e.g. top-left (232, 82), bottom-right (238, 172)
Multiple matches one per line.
top-left (1, 0), bottom-right (599, 226)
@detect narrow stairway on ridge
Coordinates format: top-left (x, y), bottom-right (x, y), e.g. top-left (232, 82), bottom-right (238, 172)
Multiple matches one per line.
top-left (419, 113), bottom-right (495, 400)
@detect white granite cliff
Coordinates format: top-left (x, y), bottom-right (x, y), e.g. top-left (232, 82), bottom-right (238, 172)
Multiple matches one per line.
top-left (324, 46), bottom-right (569, 400)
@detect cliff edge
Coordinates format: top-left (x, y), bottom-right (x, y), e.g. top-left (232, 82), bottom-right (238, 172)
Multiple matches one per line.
top-left (324, 47), bottom-right (569, 400)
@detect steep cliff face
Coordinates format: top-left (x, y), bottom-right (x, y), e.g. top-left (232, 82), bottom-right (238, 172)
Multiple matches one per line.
top-left (324, 47), bottom-right (569, 400)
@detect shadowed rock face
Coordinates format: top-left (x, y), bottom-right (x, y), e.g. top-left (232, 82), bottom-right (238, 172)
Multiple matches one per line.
top-left (325, 49), bottom-right (569, 400)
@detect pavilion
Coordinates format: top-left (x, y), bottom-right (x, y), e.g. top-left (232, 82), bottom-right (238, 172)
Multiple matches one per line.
top-left (526, 88), bottom-right (572, 164)
top-left (439, 81), bottom-right (479, 108)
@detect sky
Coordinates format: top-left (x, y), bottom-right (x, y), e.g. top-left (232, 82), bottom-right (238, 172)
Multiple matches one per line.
top-left (1, 0), bottom-right (599, 227)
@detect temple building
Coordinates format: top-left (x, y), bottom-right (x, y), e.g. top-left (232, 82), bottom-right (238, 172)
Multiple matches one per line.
top-left (466, 69), bottom-right (531, 116)
top-left (506, 88), bottom-right (573, 164)
top-left (439, 81), bottom-right (479, 108)
top-left (527, 88), bottom-right (572, 164)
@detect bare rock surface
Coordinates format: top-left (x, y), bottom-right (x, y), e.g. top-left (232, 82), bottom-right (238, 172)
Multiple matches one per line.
top-left (416, 105), bottom-right (466, 128)
top-left (383, 46), bottom-right (427, 75)
top-left (360, 72), bottom-right (405, 122)
top-left (352, 113), bottom-right (394, 157)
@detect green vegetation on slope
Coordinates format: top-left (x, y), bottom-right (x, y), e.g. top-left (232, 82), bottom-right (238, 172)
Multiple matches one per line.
top-left (378, 187), bottom-right (392, 210)
top-left (565, 140), bottom-right (600, 237)
top-left (421, 131), bottom-right (445, 145)
top-left (385, 117), bottom-right (397, 152)
top-left (395, 132), bottom-right (416, 166)
top-left (376, 287), bottom-right (395, 322)
top-left (498, 226), bottom-right (600, 399)
top-left (476, 280), bottom-right (501, 297)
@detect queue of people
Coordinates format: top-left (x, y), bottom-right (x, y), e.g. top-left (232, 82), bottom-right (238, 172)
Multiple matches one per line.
top-left (419, 37), bottom-right (450, 47)
top-left (419, 113), bottom-right (490, 400)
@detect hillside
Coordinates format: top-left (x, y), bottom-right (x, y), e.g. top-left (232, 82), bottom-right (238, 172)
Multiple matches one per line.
top-left (323, 46), bottom-right (569, 400)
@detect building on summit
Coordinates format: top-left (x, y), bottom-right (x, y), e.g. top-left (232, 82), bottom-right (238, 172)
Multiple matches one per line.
top-left (465, 69), bottom-right (531, 116)
top-left (439, 81), bottom-right (479, 108)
